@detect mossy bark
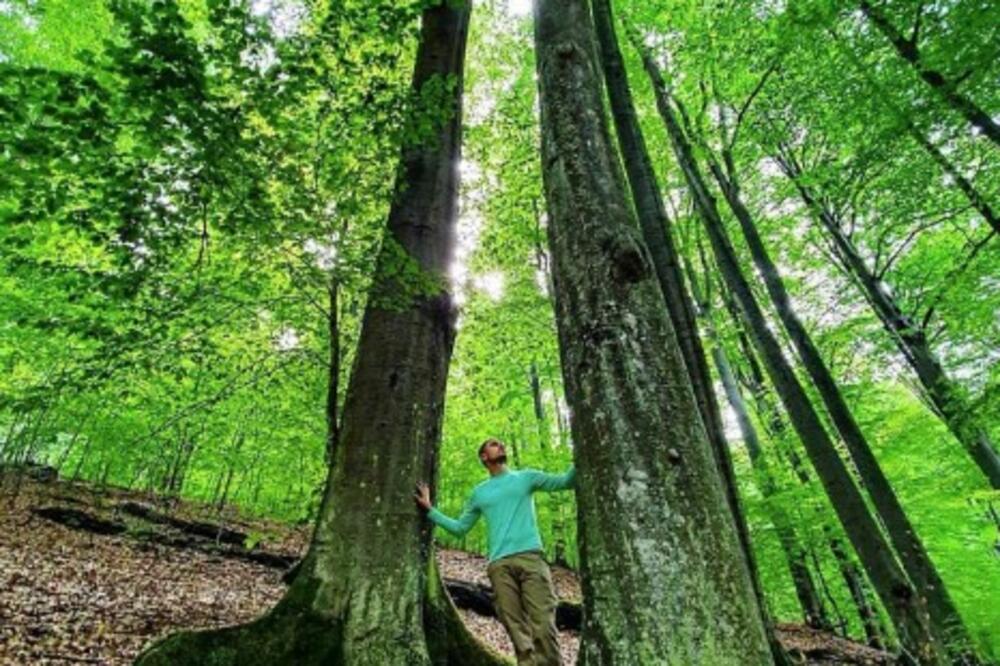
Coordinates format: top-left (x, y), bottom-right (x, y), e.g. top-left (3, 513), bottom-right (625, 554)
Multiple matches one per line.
top-left (532, 0), bottom-right (772, 663)
top-left (590, 3), bottom-right (788, 663)
top-left (634, 39), bottom-right (947, 665)
top-left (135, 3), bottom-right (507, 665)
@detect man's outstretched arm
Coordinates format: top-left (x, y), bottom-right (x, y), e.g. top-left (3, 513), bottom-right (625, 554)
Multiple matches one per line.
top-left (526, 465), bottom-right (576, 492)
top-left (414, 482), bottom-right (482, 537)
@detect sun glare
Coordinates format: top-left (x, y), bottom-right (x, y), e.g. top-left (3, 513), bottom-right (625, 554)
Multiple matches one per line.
top-left (506, 0), bottom-right (532, 18)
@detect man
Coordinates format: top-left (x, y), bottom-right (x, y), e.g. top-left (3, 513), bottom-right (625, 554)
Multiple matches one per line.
top-left (414, 438), bottom-right (576, 666)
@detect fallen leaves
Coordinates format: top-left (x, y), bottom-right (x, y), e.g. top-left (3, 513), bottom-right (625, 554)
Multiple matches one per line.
top-left (0, 474), bottom-right (895, 665)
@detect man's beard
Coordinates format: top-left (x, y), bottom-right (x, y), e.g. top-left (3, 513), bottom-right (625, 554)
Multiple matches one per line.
top-left (492, 454), bottom-right (507, 465)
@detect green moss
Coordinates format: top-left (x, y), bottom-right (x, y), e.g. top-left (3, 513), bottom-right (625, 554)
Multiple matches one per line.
top-left (134, 598), bottom-right (344, 666)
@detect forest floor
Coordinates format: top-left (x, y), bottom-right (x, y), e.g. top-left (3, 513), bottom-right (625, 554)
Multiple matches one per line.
top-left (0, 471), bottom-right (896, 665)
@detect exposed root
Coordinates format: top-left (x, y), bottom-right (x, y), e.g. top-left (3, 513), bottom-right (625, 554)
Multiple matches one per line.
top-left (134, 556), bottom-right (511, 666)
top-left (134, 584), bottom-right (342, 666)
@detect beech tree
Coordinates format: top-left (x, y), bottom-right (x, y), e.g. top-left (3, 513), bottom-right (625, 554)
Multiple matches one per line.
top-left (135, 3), bottom-right (508, 664)
top-left (531, 0), bottom-right (772, 663)
top-left (776, 148), bottom-right (1000, 491)
top-left (632, 34), bottom-right (947, 664)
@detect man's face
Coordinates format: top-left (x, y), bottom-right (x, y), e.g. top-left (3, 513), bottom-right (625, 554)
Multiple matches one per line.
top-left (481, 440), bottom-right (507, 465)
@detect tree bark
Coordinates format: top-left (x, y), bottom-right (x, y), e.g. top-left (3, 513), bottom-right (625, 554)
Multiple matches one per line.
top-left (858, 0), bottom-right (1000, 149)
top-left (777, 150), bottom-right (1000, 490)
top-left (325, 280), bottom-right (341, 465)
top-left (588, 6), bottom-right (790, 662)
top-left (701, 139), bottom-right (980, 660)
top-left (633, 35), bottom-right (945, 665)
top-left (135, 4), bottom-right (507, 665)
top-left (533, 1), bottom-right (772, 663)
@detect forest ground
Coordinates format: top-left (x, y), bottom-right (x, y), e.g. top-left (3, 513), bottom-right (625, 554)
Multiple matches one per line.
top-left (0, 472), bottom-right (895, 665)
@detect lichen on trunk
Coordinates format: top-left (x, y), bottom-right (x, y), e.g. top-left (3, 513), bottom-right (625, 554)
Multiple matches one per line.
top-left (531, 0), bottom-right (772, 663)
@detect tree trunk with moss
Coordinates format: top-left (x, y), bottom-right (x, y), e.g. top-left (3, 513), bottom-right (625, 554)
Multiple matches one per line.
top-left (633, 36), bottom-right (947, 665)
top-left (590, 5), bottom-right (789, 663)
top-left (134, 4), bottom-right (508, 665)
top-left (687, 262), bottom-right (830, 631)
top-left (532, 1), bottom-right (772, 664)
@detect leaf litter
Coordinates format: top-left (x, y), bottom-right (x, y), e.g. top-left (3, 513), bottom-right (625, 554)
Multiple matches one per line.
top-left (0, 473), bottom-right (894, 665)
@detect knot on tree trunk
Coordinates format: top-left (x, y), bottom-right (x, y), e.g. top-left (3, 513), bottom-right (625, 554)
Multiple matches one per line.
top-left (555, 41), bottom-right (578, 59)
top-left (603, 232), bottom-right (650, 284)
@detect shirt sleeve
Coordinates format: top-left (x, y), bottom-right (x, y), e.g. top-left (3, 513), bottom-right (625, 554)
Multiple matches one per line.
top-left (427, 496), bottom-right (481, 537)
top-left (526, 465), bottom-right (576, 492)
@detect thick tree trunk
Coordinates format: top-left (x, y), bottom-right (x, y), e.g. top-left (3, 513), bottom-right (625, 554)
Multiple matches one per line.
top-left (858, 0), bottom-right (1000, 149)
top-left (135, 4), bottom-right (507, 665)
top-left (588, 6), bottom-right (790, 663)
top-left (633, 38), bottom-right (945, 665)
top-left (778, 152), bottom-right (1000, 489)
top-left (703, 145), bottom-right (979, 660)
top-left (532, 1), bottom-right (772, 663)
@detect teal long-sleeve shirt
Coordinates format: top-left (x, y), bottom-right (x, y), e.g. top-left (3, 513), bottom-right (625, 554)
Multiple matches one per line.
top-left (428, 466), bottom-right (576, 563)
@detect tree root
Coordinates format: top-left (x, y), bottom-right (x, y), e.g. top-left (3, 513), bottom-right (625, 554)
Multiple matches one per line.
top-left (134, 591), bottom-right (343, 666)
top-left (134, 557), bottom-right (512, 666)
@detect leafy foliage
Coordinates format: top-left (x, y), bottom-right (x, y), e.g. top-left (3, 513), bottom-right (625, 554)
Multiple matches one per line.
top-left (0, 0), bottom-right (996, 656)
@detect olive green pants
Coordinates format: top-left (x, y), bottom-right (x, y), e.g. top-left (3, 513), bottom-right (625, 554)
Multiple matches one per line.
top-left (486, 551), bottom-right (561, 666)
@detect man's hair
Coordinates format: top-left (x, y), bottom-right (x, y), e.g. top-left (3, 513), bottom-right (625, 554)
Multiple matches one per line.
top-left (478, 438), bottom-right (502, 459)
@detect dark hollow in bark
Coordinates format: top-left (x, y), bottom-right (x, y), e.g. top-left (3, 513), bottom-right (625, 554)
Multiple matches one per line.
top-left (533, 0), bottom-right (772, 663)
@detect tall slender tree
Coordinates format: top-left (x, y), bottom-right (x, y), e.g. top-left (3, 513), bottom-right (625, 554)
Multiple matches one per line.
top-left (687, 254), bottom-right (831, 632)
top-left (684, 91), bottom-right (980, 659)
top-left (631, 30), bottom-right (946, 664)
top-left (532, 0), bottom-right (772, 662)
top-left (725, 299), bottom-right (887, 648)
top-left (776, 147), bottom-right (1000, 490)
top-left (135, 3), bottom-right (508, 664)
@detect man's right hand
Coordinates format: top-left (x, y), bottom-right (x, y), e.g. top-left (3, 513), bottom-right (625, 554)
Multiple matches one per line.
top-left (414, 482), bottom-right (432, 511)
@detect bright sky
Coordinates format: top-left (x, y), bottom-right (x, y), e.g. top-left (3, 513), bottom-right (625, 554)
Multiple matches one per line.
top-left (506, 0), bottom-right (532, 18)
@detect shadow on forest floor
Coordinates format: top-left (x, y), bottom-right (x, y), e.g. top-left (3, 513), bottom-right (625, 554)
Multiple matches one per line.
top-left (0, 469), bottom-right (895, 665)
